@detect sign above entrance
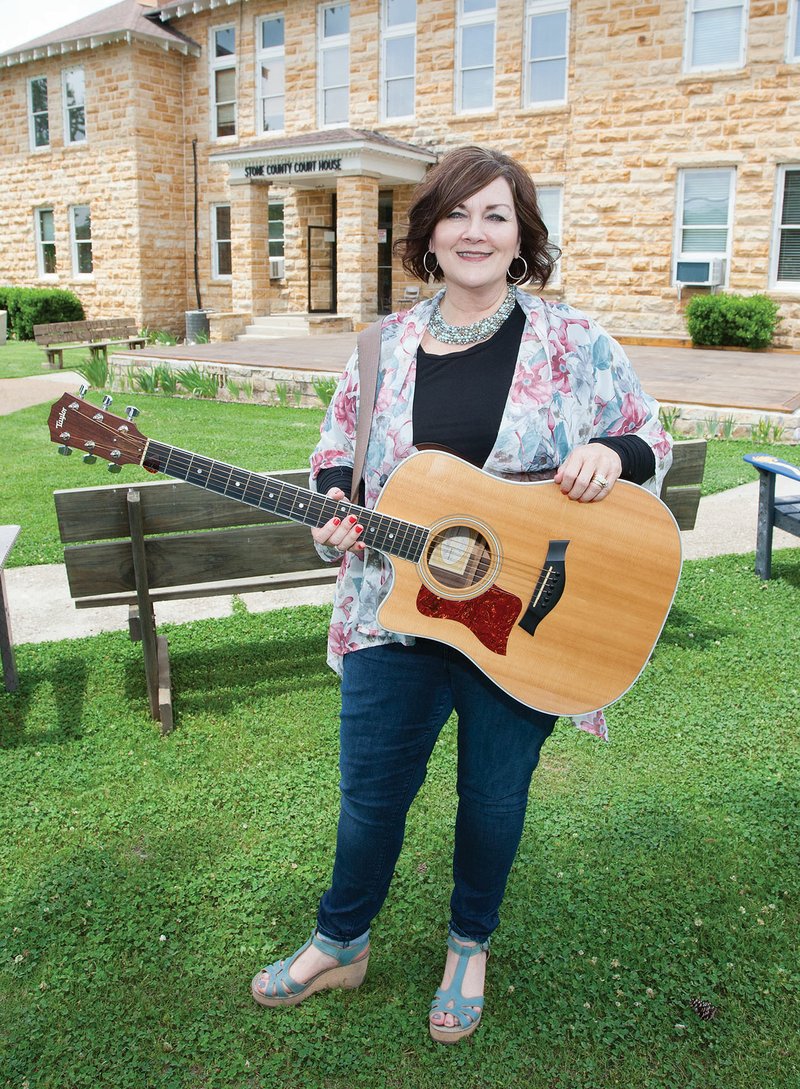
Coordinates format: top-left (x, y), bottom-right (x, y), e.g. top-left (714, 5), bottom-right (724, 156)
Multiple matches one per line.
top-left (212, 129), bottom-right (438, 187)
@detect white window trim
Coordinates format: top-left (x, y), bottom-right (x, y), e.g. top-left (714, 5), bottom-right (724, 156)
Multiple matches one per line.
top-left (34, 207), bottom-right (57, 279)
top-left (256, 13), bottom-right (286, 135)
top-left (524, 0), bottom-right (570, 108)
top-left (69, 204), bottom-right (93, 278)
top-left (210, 24), bottom-right (237, 141)
top-left (770, 164), bottom-right (800, 290)
top-left (62, 66), bottom-right (87, 146)
top-left (683, 0), bottom-right (749, 74)
top-left (211, 203), bottom-right (232, 281)
top-left (318, 3), bottom-right (351, 128)
top-left (28, 76), bottom-right (49, 151)
top-left (381, 0), bottom-right (416, 122)
top-left (537, 185), bottom-right (563, 285)
top-left (787, 0), bottom-right (800, 63)
top-left (456, 0), bottom-right (496, 115)
top-left (673, 167), bottom-right (736, 285)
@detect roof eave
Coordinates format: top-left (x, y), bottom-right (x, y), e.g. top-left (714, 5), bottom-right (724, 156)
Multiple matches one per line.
top-left (0, 30), bottom-right (201, 68)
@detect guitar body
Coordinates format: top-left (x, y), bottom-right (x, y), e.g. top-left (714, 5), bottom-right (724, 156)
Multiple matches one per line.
top-left (374, 450), bottom-right (682, 716)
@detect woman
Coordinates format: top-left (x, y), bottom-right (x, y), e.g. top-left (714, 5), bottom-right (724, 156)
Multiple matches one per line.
top-left (251, 146), bottom-right (672, 1042)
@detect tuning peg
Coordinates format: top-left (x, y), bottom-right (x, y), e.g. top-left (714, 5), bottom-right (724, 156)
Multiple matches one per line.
top-left (108, 463), bottom-right (121, 474)
top-left (102, 395), bottom-right (113, 409)
top-left (78, 383), bottom-right (90, 397)
top-left (58, 445), bottom-right (72, 456)
top-left (125, 405), bottom-right (140, 421)
top-left (83, 454), bottom-right (97, 464)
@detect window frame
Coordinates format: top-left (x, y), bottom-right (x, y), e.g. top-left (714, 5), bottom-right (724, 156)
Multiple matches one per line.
top-left (684, 0), bottom-right (749, 74)
top-left (381, 0), bottom-right (416, 122)
top-left (210, 24), bottom-right (237, 141)
top-left (524, 0), bottom-right (569, 108)
top-left (787, 0), bottom-right (800, 63)
top-left (28, 76), bottom-right (50, 150)
top-left (318, 2), bottom-right (351, 128)
top-left (211, 203), bottom-right (233, 281)
top-left (35, 206), bottom-right (57, 278)
top-left (673, 166), bottom-right (736, 285)
top-left (69, 204), bottom-right (94, 277)
top-left (536, 185), bottom-right (563, 285)
top-left (456, 0), bottom-right (496, 115)
top-left (770, 164), bottom-right (800, 290)
top-left (62, 66), bottom-right (87, 146)
top-left (256, 13), bottom-right (286, 135)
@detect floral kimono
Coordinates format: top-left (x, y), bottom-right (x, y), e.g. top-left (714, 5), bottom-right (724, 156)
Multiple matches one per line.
top-left (310, 288), bottom-right (673, 740)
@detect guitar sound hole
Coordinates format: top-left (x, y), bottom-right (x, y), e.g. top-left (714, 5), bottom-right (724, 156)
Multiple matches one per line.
top-left (425, 525), bottom-right (492, 591)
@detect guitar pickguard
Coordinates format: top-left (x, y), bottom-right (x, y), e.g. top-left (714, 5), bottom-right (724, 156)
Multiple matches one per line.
top-left (416, 584), bottom-right (522, 655)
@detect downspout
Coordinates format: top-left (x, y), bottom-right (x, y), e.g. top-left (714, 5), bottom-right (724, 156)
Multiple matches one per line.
top-left (192, 137), bottom-right (202, 310)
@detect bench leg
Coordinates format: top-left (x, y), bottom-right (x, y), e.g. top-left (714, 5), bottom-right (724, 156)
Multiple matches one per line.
top-left (156, 636), bottom-right (173, 735)
top-left (754, 471), bottom-right (776, 581)
top-left (0, 569), bottom-right (19, 692)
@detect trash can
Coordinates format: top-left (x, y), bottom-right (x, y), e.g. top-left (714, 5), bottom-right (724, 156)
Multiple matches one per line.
top-left (0, 311), bottom-right (7, 346)
top-left (185, 309), bottom-right (210, 344)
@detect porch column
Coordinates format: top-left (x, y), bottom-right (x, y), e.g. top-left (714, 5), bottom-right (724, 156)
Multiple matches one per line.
top-left (229, 179), bottom-right (271, 316)
top-left (336, 174), bottom-right (380, 323)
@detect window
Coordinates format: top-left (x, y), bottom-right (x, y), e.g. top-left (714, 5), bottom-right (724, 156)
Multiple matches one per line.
top-left (525, 1), bottom-right (569, 106)
top-left (536, 186), bottom-right (563, 282)
top-left (69, 205), bottom-right (93, 275)
top-left (269, 201), bottom-right (285, 278)
top-left (685, 0), bottom-right (748, 71)
top-left (675, 168), bottom-right (735, 279)
top-left (211, 26), bottom-right (237, 138)
top-left (28, 77), bottom-right (49, 149)
top-left (382, 0), bottom-right (416, 120)
top-left (457, 0), bottom-right (496, 113)
top-left (257, 14), bottom-right (285, 133)
top-left (319, 3), bottom-right (350, 125)
top-left (62, 67), bottom-right (86, 144)
top-left (788, 0), bottom-right (800, 62)
top-left (771, 166), bottom-right (800, 286)
top-left (35, 208), bottom-right (56, 276)
top-left (212, 204), bottom-right (232, 278)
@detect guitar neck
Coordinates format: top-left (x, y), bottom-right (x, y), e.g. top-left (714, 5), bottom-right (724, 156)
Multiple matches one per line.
top-left (143, 440), bottom-right (428, 563)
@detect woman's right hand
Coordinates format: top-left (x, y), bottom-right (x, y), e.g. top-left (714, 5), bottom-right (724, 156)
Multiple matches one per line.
top-left (311, 487), bottom-right (365, 554)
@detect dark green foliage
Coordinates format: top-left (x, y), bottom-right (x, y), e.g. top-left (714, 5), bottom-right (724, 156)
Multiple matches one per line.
top-left (0, 286), bottom-right (85, 340)
top-left (685, 294), bottom-right (780, 350)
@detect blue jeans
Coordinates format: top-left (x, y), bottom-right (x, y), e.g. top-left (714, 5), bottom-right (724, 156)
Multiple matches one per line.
top-left (316, 640), bottom-right (556, 944)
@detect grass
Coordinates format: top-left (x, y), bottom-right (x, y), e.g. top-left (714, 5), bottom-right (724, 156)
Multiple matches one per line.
top-left (0, 550), bottom-right (799, 1088)
top-left (0, 338), bottom-right (53, 378)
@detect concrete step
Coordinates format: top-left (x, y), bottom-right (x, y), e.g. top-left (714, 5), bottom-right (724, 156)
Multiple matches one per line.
top-left (237, 314), bottom-right (312, 341)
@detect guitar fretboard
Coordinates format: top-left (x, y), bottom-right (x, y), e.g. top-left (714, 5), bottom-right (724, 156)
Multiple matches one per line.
top-left (144, 440), bottom-right (429, 562)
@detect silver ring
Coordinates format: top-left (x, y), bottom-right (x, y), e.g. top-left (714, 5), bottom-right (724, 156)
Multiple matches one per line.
top-left (592, 474), bottom-right (609, 489)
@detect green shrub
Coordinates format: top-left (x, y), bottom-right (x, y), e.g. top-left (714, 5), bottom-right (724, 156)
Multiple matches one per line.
top-left (0, 285), bottom-right (84, 340)
top-left (685, 293), bottom-right (780, 350)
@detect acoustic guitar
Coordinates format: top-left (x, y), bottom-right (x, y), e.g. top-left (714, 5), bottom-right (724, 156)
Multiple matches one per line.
top-left (48, 392), bottom-right (682, 716)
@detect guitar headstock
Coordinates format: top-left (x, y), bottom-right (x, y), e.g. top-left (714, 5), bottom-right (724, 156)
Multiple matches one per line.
top-left (47, 393), bottom-right (147, 468)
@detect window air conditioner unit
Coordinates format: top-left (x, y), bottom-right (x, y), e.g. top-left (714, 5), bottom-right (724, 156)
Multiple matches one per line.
top-left (675, 258), bottom-right (725, 286)
top-left (269, 257), bottom-right (285, 279)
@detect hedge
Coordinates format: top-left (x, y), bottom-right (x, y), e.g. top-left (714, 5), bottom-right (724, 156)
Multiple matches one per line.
top-left (685, 293), bottom-right (780, 350)
top-left (0, 286), bottom-right (85, 340)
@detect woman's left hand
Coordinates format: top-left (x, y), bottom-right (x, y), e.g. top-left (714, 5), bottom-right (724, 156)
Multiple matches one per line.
top-left (553, 444), bottom-right (622, 503)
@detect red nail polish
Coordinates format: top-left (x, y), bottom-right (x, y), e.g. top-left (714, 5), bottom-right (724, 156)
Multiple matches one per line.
top-left (348, 515), bottom-right (357, 524)
top-left (332, 517), bottom-right (341, 526)
top-left (355, 524), bottom-right (363, 534)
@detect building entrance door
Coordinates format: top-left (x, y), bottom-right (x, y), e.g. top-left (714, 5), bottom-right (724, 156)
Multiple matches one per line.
top-left (308, 224), bottom-right (337, 313)
top-left (378, 191), bottom-right (393, 314)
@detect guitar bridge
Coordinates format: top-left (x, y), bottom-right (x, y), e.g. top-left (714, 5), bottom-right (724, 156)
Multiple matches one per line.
top-left (518, 540), bottom-right (569, 637)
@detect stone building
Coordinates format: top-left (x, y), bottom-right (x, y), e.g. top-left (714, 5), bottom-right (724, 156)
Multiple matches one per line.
top-left (1, 0), bottom-right (799, 346)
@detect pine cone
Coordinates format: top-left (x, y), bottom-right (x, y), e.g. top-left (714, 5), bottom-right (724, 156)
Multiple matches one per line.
top-left (690, 997), bottom-right (718, 1021)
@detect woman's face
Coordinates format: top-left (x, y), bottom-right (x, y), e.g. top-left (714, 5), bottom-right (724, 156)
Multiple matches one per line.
top-left (429, 176), bottom-right (520, 297)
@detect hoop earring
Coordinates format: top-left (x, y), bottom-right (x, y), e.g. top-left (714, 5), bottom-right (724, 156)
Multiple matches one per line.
top-left (423, 251), bottom-right (439, 277)
top-left (507, 256), bottom-right (529, 286)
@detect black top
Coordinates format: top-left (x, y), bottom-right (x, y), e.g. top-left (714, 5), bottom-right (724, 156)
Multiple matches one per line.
top-left (317, 304), bottom-right (655, 496)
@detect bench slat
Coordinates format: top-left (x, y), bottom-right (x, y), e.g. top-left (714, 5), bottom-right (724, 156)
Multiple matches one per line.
top-left (73, 567), bottom-right (337, 608)
top-left (55, 472), bottom-right (311, 542)
top-left (64, 521), bottom-right (329, 599)
top-left (662, 439), bottom-right (707, 487)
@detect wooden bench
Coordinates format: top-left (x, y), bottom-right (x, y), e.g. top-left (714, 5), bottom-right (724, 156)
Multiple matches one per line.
top-left (0, 525), bottom-right (20, 693)
top-left (34, 318), bottom-right (147, 368)
top-left (743, 453), bottom-right (800, 580)
top-left (661, 438), bottom-right (707, 532)
top-left (53, 472), bottom-right (338, 734)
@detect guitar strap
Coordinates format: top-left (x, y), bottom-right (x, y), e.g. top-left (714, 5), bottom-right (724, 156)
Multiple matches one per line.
top-left (351, 319), bottom-right (383, 502)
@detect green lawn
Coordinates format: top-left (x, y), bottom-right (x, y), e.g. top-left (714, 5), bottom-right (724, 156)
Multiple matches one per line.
top-left (0, 338), bottom-right (51, 378)
top-left (1, 550), bottom-right (798, 1088)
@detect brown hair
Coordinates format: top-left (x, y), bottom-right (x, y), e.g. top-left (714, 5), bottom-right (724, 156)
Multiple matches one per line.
top-left (394, 145), bottom-right (560, 288)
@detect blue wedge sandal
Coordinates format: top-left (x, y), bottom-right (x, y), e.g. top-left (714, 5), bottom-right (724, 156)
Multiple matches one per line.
top-left (251, 929), bottom-right (370, 1008)
top-left (429, 931), bottom-right (490, 1043)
